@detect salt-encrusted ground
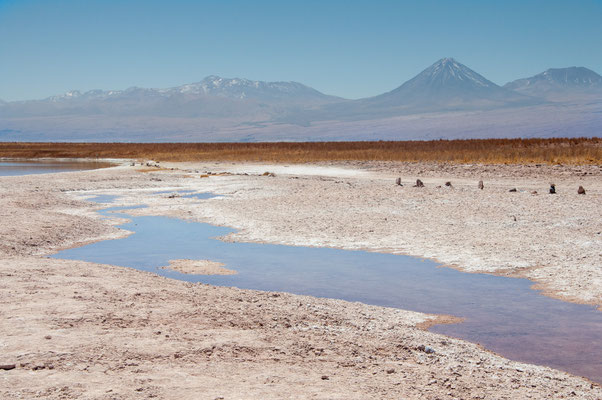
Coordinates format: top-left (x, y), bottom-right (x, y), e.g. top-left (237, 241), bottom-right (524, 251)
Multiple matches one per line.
top-left (1, 161), bottom-right (600, 399)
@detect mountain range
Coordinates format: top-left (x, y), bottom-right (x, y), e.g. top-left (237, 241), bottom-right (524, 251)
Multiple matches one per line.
top-left (1, 58), bottom-right (600, 141)
top-left (504, 67), bottom-right (602, 100)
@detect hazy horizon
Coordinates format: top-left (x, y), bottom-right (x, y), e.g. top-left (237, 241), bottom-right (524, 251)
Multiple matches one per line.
top-left (3, 57), bottom-right (602, 103)
top-left (1, 0), bottom-right (601, 101)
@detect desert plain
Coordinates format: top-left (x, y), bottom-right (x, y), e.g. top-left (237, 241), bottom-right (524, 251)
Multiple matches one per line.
top-left (1, 159), bottom-right (601, 399)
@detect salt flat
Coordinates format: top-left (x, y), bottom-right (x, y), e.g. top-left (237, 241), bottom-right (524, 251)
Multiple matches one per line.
top-left (0, 161), bottom-right (600, 399)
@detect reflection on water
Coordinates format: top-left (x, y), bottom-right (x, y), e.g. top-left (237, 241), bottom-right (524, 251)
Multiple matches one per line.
top-left (151, 189), bottom-right (216, 200)
top-left (0, 160), bottom-right (113, 176)
top-left (153, 189), bottom-right (197, 195)
top-left (52, 198), bottom-right (602, 383)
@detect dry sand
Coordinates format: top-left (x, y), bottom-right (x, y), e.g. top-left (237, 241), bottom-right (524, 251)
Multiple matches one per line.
top-left (1, 161), bottom-right (601, 399)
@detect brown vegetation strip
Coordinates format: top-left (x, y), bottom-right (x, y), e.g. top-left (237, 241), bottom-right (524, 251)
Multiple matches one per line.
top-left (0, 138), bottom-right (601, 164)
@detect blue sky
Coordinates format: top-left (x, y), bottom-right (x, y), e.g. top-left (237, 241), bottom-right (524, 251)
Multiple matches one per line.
top-left (1, 0), bottom-right (601, 101)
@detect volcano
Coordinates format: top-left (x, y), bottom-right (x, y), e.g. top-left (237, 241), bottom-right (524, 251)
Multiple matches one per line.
top-left (362, 57), bottom-right (536, 112)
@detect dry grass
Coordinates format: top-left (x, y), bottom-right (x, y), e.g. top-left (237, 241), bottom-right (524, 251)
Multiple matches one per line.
top-left (0, 138), bottom-right (600, 165)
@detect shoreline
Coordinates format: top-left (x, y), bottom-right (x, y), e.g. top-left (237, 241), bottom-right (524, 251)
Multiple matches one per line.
top-left (136, 160), bottom-right (602, 310)
top-left (1, 161), bottom-right (601, 398)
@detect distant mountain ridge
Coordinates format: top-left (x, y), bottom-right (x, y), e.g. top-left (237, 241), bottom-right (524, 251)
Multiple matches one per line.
top-left (44, 75), bottom-right (342, 104)
top-left (504, 67), bottom-right (602, 99)
top-left (285, 58), bottom-right (541, 123)
top-left (1, 76), bottom-right (342, 119)
top-left (1, 58), bottom-right (601, 141)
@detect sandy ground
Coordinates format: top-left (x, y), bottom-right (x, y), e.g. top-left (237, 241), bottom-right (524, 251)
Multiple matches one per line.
top-left (163, 259), bottom-right (237, 275)
top-left (1, 161), bottom-right (601, 399)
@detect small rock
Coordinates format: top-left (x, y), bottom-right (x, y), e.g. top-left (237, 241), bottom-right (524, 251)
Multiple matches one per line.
top-left (509, 188), bottom-right (517, 192)
top-left (321, 375), bottom-right (329, 380)
top-left (531, 190), bottom-right (538, 195)
top-left (262, 172), bottom-right (276, 177)
top-left (445, 181), bottom-right (452, 187)
top-left (578, 186), bottom-right (586, 195)
top-left (386, 368), bottom-right (395, 374)
top-left (549, 184), bottom-right (556, 194)
top-left (478, 180), bottom-right (484, 190)
top-left (417, 345), bottom-right (435, 354)
top-left (0, 364), bottom-right (16, 371)
top-left (395, 177), bottom-right (402, 186)
top-left (414, 179), bottom-right (424, 188)
top-left (44, 335), bottom-right (52, 340)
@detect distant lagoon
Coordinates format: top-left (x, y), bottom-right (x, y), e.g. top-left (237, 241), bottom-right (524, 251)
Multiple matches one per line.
top-left (0, 160), bottom-right (113, 176)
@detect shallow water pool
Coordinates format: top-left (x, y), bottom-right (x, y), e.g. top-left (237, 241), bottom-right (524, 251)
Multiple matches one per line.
top-left (0, 160), bottom-right (112, 176)
top-left (52, 196), bottom-right (602, 383)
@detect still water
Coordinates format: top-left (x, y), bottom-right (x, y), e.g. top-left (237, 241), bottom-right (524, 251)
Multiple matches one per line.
top-left (0, 160), bottom-right (112, 176)
top-left (52, 196), bottom-right (602, 383)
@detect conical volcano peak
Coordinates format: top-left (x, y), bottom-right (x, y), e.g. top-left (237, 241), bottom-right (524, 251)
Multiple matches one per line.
top-left (432, 57), bottom-right (464, 71)
top-left (364, 57), bottom-right (532, 111)
top-left (421, 57), bottom-right (495, 88)
top-left (437, 57), bottom-right (459, 66)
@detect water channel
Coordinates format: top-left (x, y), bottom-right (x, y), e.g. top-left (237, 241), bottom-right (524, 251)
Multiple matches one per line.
top-left (52, 194), bottom-right (602, 383)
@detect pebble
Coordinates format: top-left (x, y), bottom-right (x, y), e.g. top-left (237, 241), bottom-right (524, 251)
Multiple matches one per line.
top-left (417, 345), bottom-right (436, 354)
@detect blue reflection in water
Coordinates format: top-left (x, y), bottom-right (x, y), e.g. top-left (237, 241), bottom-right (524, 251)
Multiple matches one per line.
top-left (151, 189), bottom-right (215, 200)
top-left (52, 198), bottom-right (602, 383)
top-left (0, 160), bottom-right (111, 176)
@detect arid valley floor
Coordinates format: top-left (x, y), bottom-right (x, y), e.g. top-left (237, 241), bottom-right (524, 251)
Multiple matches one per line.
top-left (1, 160), bottom-right (601, 399)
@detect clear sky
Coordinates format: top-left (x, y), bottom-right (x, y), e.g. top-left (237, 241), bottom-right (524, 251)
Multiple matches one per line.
top-left (1, 0), bottom-right (601, 101)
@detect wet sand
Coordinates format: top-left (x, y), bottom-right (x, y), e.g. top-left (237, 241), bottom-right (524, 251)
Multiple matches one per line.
top-left (163, 259), bottom-right (237, 275)
top-left (1, 162), bottom-right (601, 399)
